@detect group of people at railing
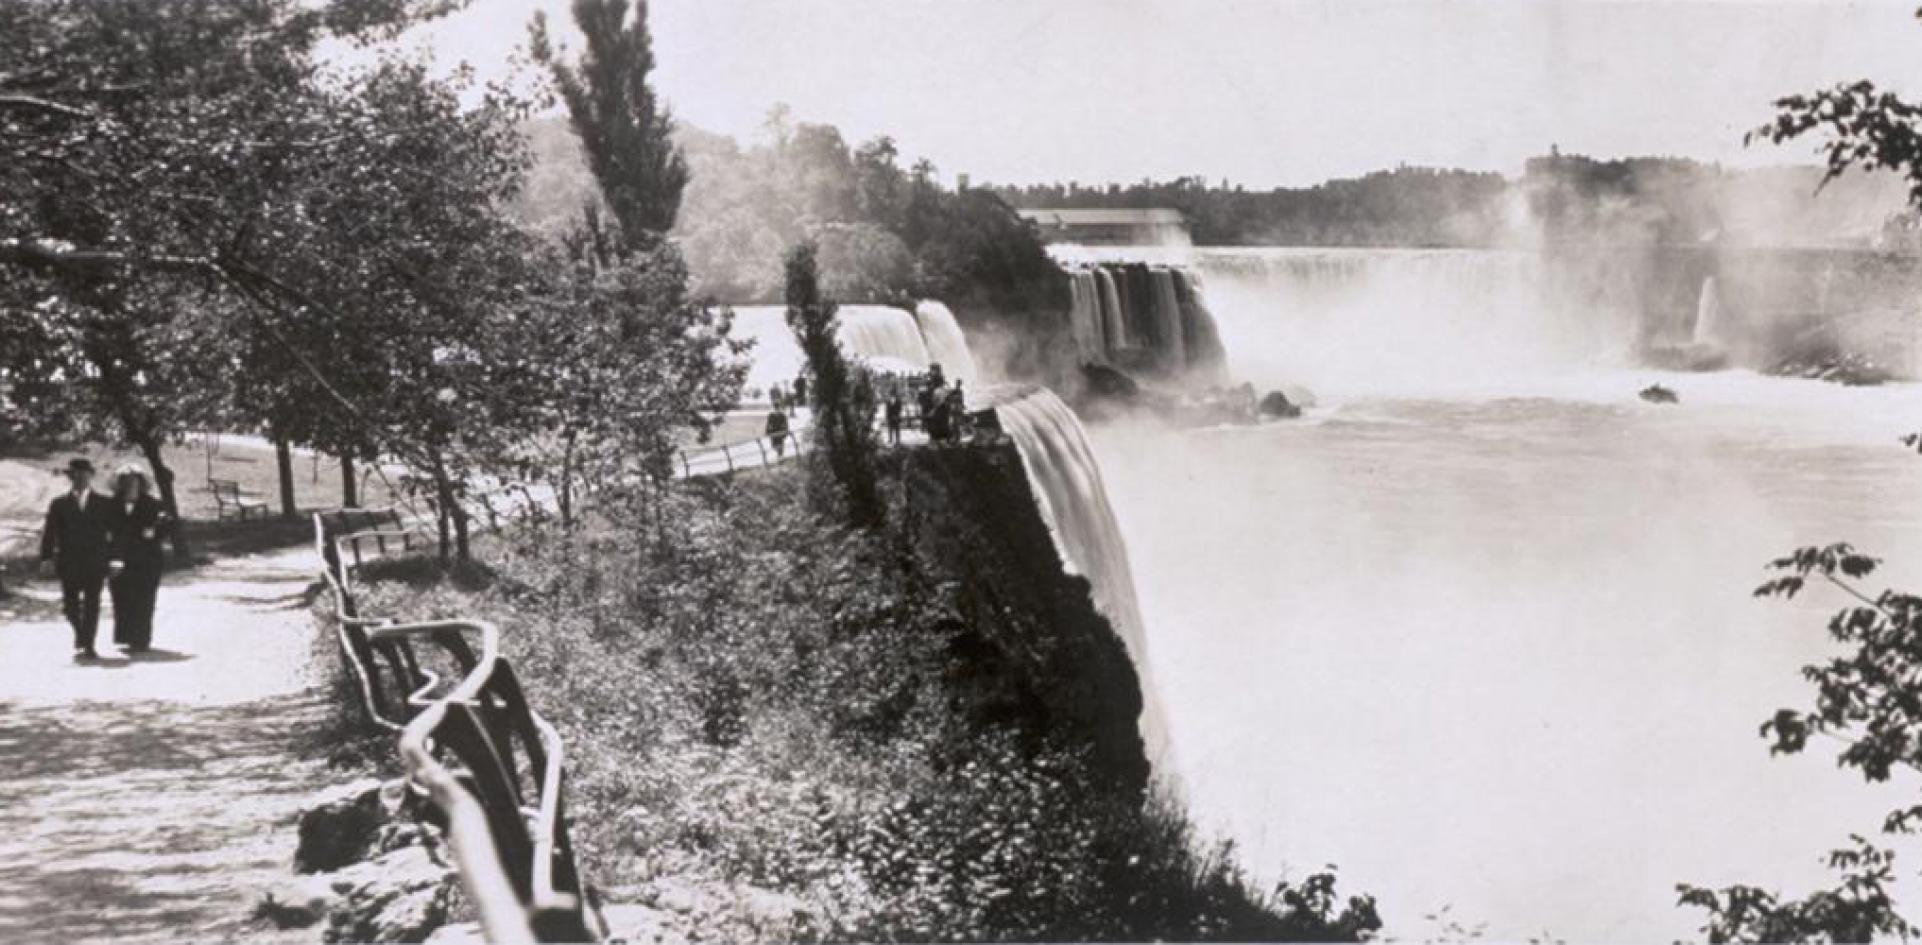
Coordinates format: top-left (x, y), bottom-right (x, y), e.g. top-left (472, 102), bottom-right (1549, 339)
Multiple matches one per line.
top-left (760, 362), bottom-right (977, 461)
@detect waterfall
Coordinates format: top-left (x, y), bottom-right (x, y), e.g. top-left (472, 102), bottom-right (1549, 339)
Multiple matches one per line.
top-left (835, 304), bottom-right (934, 376)
top-left (1693, 275), bottom-right (1724, 347)
top-left (1095, 266), bottom-right (1128, 351)
top-left (914, 300), bottom-right (981, 384)
top-left (995, 386), bottom-right (1165, 756)
top-left (1188, 247), bottom-right (1639, 394)
top-left (731, 300), bottom-right (989, 396)
top-left (1062, 263), bottom-right (1230, 384)
top-left (1068, 270), bottom-right (1108, 365)
top-left (1173, 269), bottom-right (1229, 383)
top-left (1150, 268), bottom-right (1187, 370)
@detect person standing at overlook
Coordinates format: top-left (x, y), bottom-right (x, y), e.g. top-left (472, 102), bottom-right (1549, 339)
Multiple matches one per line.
top-left (38, 458), bottom-right (118, 661)
top-left (766, 405), bottom-right (791, 459)
top-left (885, 391), bottom-right (904, 446)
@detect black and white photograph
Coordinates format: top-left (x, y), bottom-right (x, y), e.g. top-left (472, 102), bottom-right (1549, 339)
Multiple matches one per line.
top-left (5, 1), bottom-right (1922, 942)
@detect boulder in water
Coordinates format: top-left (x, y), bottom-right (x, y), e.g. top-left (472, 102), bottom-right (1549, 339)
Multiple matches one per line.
top-left (1080, 363), bottom-right (1140, 400)
top-left (1639, 384), bottom-right (1679, 404)
top-left (1259, 391), bottom-right (1302, 419)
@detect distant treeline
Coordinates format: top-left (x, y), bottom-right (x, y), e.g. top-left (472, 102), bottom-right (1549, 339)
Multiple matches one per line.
top-left (985, 151), bottom-right (1914, 249)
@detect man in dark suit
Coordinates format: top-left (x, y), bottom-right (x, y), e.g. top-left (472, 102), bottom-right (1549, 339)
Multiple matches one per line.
top-left (39, 458), bottom-right (118, 660)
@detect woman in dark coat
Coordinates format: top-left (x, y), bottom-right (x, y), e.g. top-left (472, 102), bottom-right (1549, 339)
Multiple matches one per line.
top-left (110, 465), bottom-right (169, 652)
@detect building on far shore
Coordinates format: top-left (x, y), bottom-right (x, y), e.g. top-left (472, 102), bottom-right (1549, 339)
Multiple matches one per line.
top-left (1015, 207), bottom-right (1191, 246)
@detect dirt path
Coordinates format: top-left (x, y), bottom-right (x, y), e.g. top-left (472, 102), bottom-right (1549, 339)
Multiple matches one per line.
top-left (0, 542), bottom-right (348, 944)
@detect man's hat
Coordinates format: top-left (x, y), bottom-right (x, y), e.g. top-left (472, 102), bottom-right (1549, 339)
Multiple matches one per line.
top-left (61, 457), bottom-right (94, 475)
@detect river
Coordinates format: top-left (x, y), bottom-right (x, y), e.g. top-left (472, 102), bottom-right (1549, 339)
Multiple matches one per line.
top-left (1085, 247), bottom-right (1922, 940)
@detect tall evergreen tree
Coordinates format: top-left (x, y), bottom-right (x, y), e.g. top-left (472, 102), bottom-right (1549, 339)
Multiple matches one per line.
top-left (531, 0), bottom-right (689, 244)
top-left (785, 242), bottom-right (883, 530)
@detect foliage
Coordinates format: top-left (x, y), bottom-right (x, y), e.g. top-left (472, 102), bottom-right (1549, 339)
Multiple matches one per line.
top-left (500, 240), bottom-right (746, 522)
top-left (2, 0), bottom-right (739, 560)
top-left (1679, 837), bottom-right (1915, 944)
top-left (1677, 21), bottom-right (1922, 935)
top-left (784, 242), bottom-right (884, 529)
top-left (989, 167), bottom-right (1512, 247)
top-left (530, 0), bottom-right (689, 242)
top-left (342, 448), bottom-right (1377, 942)
top-left (1680, 452), bottom-right (1922, 940)
top-left (0, 0), bottom-right (469, 548)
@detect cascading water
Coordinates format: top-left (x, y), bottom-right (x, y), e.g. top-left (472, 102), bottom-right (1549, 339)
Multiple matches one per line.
top-left (1150, 268), bottom-right (1187, 370)
top-left (1068, 271), bottom-right (1108, 365)
top-left (836, 304), bottom-right (934, 376)
top-left (1693, 275), bottom-right (1724, 347)
top-left (1190, 247), bottom-right (1640, 395)
top-left (913, 300), bottom-right (981, 384)
top-left (1063, 262), bottom-right (1230, 384)
top-left (730, 301), bottom-right (951, 396)
top-left (994, 386), bottom-right (1165, 757)
top-left (1095, 267), bottom-right (1128, 351)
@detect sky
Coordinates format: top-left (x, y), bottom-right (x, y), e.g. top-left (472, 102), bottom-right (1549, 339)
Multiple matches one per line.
top-left (362, 0), bottom-right (1922, 187)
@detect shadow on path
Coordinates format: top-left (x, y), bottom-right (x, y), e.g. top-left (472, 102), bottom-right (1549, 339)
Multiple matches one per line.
top-left (0, 692), bottom-right (335, 945)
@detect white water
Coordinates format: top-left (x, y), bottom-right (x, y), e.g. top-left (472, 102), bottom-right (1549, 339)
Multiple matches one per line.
top-left (995, 387), bottom-right (1166, 756)
top-left (1694, 275), bottom-right (1726, 348)
top-left (837, 304), bottom-right (933, 376)
top-left (914, 300), bottom-right (981, 384)
top-left (1078, 246), bottom-right (1922, 940)
top-left (731, 302), bottom-right (963, 399)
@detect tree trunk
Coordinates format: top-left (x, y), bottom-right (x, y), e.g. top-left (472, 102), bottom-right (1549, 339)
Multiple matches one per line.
top-left (132, 435), bottom-right (189, 562)
top-left (272, 422), bottom-right (297, 519)
top-left (340, 448), bottom-right (359, 508)
top-left (559, 430), bottom-right (576, 529)
top-left (430, 451), bottom-right (453, 561)
top-left (452, 502), bottom-right (471, 562)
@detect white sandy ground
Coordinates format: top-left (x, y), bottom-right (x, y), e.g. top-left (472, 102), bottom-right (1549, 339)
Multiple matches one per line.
top-left (0, 502), bottom-right (355, 944)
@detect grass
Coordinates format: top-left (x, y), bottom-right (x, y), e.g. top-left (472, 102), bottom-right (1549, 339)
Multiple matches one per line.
top-left (310, 447), bottom-right (1380, 942)
top-left (1, 436), bottom-right (408, 586)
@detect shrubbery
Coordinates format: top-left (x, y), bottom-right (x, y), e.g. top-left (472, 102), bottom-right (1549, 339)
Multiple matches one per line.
top-left (330, 450), bottom-right (1376, 942)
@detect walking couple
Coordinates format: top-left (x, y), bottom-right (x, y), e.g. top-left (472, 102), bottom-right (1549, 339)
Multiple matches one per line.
top-left (39, 458), bottom-right (171, 660)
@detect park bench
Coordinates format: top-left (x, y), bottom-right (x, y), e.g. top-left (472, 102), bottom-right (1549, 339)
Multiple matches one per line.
top-left (207, 478), bottom-right (269, 521)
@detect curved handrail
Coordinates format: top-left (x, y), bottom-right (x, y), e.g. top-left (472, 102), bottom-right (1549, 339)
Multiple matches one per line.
top-left (312, 508), bottom-right (594, 943)
top-left (390, 619), bottom-right (540, 945)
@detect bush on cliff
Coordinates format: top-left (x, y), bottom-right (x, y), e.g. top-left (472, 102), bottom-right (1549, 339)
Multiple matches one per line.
top-left (327, 449), bottom-right (1375, 942)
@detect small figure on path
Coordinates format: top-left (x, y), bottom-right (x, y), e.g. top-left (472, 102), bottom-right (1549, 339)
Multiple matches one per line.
top-left (916, 381), bottom-right (936, 430)
top-left (945, 382), bottom-right (969, 441)
top-left (39, 458), bottom-right (117, 660)
top-left (793, 371), bottom-right (809, 409)
top-left (885, 392), bottom-right (904, 446)
top-left (767, 406), bottom-right (791, 459)
top-left (110, 464), bottom-right (170, 654)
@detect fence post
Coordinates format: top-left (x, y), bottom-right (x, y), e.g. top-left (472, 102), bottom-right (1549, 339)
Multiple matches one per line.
top-left (755, 437), bottom-right (768, 465)
top-left (723, 442), bottom-right (735, 473)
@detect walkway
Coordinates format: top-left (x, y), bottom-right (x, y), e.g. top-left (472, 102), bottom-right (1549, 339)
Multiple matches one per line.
top-left (0, 540), bottom-right (346, 945)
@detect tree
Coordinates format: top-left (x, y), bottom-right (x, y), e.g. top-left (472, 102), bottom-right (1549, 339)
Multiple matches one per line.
top-left (0, 0), bottom-right (564, 562)
top-left (1674, 11), bottom-right (1922, 938)
top-left (530, 0), bottom-right (689, 244)
top-left (1679, 490), bottom-right (1922, 940)
top-left (785, 241), bottom-right (884, 529)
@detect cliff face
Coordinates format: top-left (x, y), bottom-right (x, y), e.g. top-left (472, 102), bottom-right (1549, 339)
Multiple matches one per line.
top-left (886, 444), bottom-right (1150, 794)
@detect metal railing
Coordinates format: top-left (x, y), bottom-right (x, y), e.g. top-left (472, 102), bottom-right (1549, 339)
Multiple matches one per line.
top-left (313, 512), bottom-right (599, 943)
top-left (674, 431), bottom-right (808, 479)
